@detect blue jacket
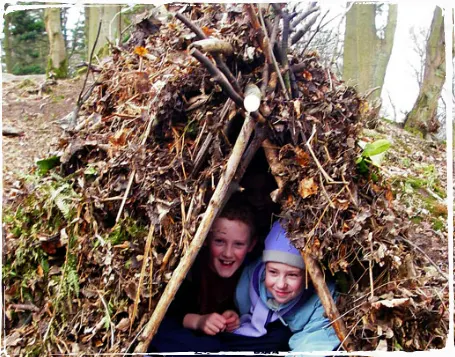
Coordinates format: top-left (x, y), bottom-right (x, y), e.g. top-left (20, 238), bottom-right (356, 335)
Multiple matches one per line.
top-left (234, 258), bottom-right (340, 353)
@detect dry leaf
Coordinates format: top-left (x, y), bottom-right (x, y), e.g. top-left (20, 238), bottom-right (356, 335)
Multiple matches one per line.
top-left (109, 129), bottom-right (129, 147)
top-left (303, 70), bottom-right (312, 81)
top-left (134, 46), bottom-right (148, 56)
top-left (371, 298), bottom-right (410, 309)
top-left (298, 177), bottom-right (318, 198)
top-left (201, 26), bottom-right (214, 36)
top-left (294, 147), bottom-right (310, 167)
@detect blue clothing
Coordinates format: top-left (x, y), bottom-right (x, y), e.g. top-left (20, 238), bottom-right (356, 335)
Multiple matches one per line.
top-left (234, 257), bottom-right (340, 353)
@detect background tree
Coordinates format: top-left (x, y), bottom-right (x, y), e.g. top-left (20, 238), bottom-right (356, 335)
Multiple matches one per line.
top-left (44, 7), bottom-right (68, 78)
top-left (3, 13), bottom-right (13, 73)
top-left (343, 3), bottom-right (397, 123)
top-left (85, 5), bottom-right (123, 58)
top-left (2, 8), bottom-right (48, 74)
top-left (404, 6), bottom-right (445, 138)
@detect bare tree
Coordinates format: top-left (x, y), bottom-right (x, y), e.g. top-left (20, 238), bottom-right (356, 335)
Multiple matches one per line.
top-left (404, 7), bottom-right (445, 138)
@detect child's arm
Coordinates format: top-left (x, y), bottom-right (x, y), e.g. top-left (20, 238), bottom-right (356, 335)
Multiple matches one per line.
top-left (183, 313), bottom-right (227, 335)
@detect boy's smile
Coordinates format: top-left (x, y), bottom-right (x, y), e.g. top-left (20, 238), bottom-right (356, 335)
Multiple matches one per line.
top-left (208, 218), bottom-right (255, 278)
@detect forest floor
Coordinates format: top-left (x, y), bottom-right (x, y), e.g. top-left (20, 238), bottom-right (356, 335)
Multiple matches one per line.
top-left (2, 75), bottom-right (85, 196)
top-left (1, 75), bottom-right (449, 271)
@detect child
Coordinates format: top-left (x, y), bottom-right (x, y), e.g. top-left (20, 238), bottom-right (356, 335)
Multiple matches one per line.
top-left (232, 220), bottom-right (340, 353)
top-left (148, 195), bottom-right (257, 352)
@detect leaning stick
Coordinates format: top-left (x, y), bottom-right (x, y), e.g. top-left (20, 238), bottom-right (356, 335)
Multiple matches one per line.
top-left (300, 250), bottom-right (355, 352)
top-left (134, 114), bottom-right (256, 353)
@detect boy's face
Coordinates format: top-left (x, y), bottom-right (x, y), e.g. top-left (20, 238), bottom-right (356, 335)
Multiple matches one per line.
top-left (264, 262), bottom-right (304, 304)
top-left (208, 217), bottom-right (255, 278)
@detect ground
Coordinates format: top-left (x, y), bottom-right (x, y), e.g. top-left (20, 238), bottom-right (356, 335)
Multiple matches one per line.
top-left (2, 74), bottom-right (85, 196)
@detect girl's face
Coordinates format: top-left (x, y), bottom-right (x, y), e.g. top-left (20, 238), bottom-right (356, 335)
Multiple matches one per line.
top-left (208, 218), bottom-right (255, 278)
top-left (264, 262), bottom-right (304, 304)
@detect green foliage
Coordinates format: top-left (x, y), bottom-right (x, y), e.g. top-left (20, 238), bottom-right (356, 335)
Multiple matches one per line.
top-left (361, 139), bottom-right (391, 158)
top-left (107, 217), bottom-right (147, 245)
top-left (356, 139), bottom-right (392, 175)
top-left (36, 156), bottom-right (61, 175)
top-left (3, 9), bottom-right (48, 75)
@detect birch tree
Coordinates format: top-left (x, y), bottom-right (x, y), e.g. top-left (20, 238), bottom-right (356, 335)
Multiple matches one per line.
top-left (86, 5), bottom-right (122, 58)
top-left (343, 3), bottom-right (397, 123)
top-left (404, 7), bottom-right (445, 138)
top-left (44, 7), bottom-right (67, 78)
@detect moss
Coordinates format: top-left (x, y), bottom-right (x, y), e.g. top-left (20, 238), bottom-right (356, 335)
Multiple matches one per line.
top-left (404, 126), bottom-right (424, 139)
top-left (18, 78), bottom-right (36, 88)
top-left (46, 57), bottom-right (68, 79)
top-left (432, 218), bottom-right (445, 231)
top-left (410, 216), bottom-right (423, 224)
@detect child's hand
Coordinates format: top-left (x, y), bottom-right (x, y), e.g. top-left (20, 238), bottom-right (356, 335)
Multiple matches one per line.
top-left (197, 313), bottom-right (227, 335)
top-left (222, 310), bottom-right (240, 332)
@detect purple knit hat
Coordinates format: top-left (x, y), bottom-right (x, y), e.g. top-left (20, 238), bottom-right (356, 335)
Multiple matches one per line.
top-left (262, 221), bottom-right (305, 269)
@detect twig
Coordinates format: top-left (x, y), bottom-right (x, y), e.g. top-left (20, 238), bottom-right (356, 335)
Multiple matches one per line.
top-left (368, 232), bottom-right (375, 300)
top-left (319, 173), bottom-right (335, 208)
top-left (306, 124), bottom-right (346, 184)
top-left (189, 39), bottom-right (234, 56)
top-left (175, 12), bottom-right (241, 93)
top-left (9, 303), bottom-right (40, 312)
top-left (257, 6), bottom-right (290, 100)
top-left (396, 235), bottom-right (448, 281)
top-left (130, 225), bottom-right (155, 332)
top-left (115, 82), bottom-right (164, 223)
top-left (280, 10), bottom-right (291, 92)
top-left (291, 11), bottom-right (320, 45)
top-left (71, 19), bottom-right (102, 128)
top-left (190, 49), bottom-right (267, 125)
top-left (290, 3), bottom-right (319, 31)
top-left (98, 290), bottom-right (115, 349)
top-left (134, 114), bottom-right (256, 353)
top-left (299, 10), bottom-right (330, 56)
top-left (190, 48), bottom-right (243, 107)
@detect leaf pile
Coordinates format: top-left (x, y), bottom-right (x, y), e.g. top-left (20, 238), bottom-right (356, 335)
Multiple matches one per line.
top-left (2, 4), bottom-right (448, 355)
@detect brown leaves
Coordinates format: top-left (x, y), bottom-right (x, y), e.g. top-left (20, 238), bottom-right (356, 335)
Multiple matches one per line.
top-left (109, 129), bottom-right (130, 147)
top-left (298, 177), bottom-right (318, 199)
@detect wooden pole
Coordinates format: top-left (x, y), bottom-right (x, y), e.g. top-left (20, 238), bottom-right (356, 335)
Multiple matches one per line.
top-left (301, 250), bottom-right (355, 352)
top-left (134, 114), bottom-right (256, 353)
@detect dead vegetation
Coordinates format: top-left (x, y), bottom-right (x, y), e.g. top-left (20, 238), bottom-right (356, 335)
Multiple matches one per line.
top-left (2, 4), bottom-right (448, 355)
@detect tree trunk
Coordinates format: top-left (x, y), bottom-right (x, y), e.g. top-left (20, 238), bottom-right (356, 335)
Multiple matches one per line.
top-left (343, 4), bottom-right (397, 105)
top-left (86, 5), bottom-right (122, 59)
top-left (44, 8), bottom-right (68, 79)
top-left (404, 7), bottom-right (445, 138)
top-left (3, 13), bottom-right (13, 73)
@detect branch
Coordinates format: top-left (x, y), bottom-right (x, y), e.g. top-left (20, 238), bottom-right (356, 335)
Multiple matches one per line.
top-left (189, 39), bottom-right (234, 56)
top-left (301, 250), bottom-right (355, 352)
top-left (190, 48), bottom-right (243, 107)
top-left (290, 3), bottom-right (319, 31)
top-left (175, 12), bottom-right (241, 93)
top-left (71, 18), bottom-right (102, 128)
top-left (257, 6), bottom-right (290, 100)
top-left (299, 10), bottom-right (330, 57)
top-left (135, 114), bottom-right (256, 353)
top-left (190, 48), bottom-right (266, 124)
top-left (291, 11), bottom-right (320, 45)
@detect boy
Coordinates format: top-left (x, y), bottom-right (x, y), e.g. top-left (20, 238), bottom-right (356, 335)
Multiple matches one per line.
top-left (232, 220), bottom-right (340, 353)
top-left (148, 196), bottom-right (257, 352)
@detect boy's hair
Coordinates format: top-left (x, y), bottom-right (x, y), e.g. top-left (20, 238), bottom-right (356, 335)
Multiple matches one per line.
top-left (217, 193), bottom-right (256, 240)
